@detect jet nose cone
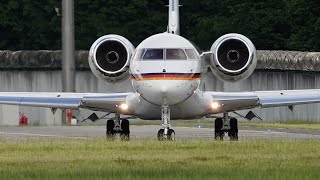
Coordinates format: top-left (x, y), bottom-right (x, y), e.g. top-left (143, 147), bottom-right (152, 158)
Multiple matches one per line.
top-left (161, 86), bottom-right (167, 93)
top-left (136, 80), bottom-right (199, 106)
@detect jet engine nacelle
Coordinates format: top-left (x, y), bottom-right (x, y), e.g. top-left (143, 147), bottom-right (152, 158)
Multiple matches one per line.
top-left (89, 35), bottom-right (135, 82)
top-left (210, 33), bottom-right (257, 82)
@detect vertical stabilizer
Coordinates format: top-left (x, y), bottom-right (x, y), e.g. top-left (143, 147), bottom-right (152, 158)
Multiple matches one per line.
top-left (168, 0), bottom-right (180, 35)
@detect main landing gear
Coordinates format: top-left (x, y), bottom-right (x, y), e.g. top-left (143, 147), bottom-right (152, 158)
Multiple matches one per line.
top-left (214, 113), bottom-right (238, 141)
top-left (106, 114), bottom-right (130, 140)
top-left (157, 104), bottom-right (175, 141)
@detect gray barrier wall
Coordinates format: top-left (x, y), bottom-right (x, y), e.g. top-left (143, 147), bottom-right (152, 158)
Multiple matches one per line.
top-left (0, 69), bottom-right (320, 125)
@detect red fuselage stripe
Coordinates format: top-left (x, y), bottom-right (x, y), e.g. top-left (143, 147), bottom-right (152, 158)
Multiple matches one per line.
top-left (131, 73), bottom-right (201, 80)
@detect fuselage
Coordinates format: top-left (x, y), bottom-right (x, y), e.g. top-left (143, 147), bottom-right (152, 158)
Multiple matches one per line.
top-left (130, 33), bottom-right (203, 106)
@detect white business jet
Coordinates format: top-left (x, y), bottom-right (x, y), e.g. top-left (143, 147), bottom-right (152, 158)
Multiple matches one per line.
top-left (1, 0), bottom-right (320, 140)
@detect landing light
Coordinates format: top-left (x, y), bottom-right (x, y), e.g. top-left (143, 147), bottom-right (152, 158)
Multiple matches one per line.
top-left (118, 104), bottom-right (128, 110)
top-left (211, 102), bottom-right (221, 109)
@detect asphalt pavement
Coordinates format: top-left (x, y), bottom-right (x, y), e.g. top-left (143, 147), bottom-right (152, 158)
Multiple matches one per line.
top-left (0, 125), bottom-right (320, 142)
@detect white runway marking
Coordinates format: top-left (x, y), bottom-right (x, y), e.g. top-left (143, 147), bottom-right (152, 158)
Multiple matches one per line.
top-left (0, 131), bottom-right (89, 140)
top-left (0, 131), bottom-right (60, 137)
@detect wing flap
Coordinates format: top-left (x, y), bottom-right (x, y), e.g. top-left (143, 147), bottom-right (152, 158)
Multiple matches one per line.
top-left (256, 90), bottom-right (320, 108)
top-left (0, 96), bottom-right (81, 109)
top-left (80, 94), bottom-right (129, 112)
top-left (208, 89), bottom-right (320, 113)
top-left (21, 97), bottom-right (81, 109)
top-left (208, 92), bottom-right (260, 112)
top-left (0, 92), bottom-right (131, 113)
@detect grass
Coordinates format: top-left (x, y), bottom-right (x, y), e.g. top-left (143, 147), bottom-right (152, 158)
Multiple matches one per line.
top-left (131, 120), bottom-right (320, 131)
top-left (0, 139), bottom-right (320, 179)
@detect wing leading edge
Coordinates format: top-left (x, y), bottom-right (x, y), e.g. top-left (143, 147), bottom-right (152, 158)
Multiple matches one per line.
top-left (207, 89), bottom-right (320, 113)
top-left (0, 92), bottom-right (132, 113)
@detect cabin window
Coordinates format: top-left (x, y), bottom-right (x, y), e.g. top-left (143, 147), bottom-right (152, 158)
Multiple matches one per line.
top-left (166, 49), bottom-right (187, 60)
top-left (142, 49), bottom-right (164, 60)
top-left (185, 49), bottom-right (198, 59)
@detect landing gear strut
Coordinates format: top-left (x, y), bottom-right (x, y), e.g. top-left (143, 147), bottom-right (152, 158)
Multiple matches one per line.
top-left (157, 104), bottom-right (175, 141)
top-left (106, 114), bottom-right (130, 140)
top-left (214, 113), bottom-right (238, 141)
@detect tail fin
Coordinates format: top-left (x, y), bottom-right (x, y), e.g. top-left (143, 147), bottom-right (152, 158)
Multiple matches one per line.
top-left (168, 0), bottom-right (180, 35)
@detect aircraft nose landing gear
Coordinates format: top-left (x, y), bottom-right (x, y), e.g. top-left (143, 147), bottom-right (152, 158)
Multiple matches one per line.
top-left (106, 114), bottom-right (130, 140)
top-left (214, 113), bottom-right (238, 141)
top-left (157, 104), bottom-right (175, 141)
top-left (158, 129), bottom-right (175, 141)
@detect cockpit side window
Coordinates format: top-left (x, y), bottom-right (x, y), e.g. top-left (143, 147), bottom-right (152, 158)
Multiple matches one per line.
top-left (185, 49), bottom-right (198, 60)
top-left (166, 49), bottom-right (187, 60)
top-left (142, 49), bottom-right (164, 60)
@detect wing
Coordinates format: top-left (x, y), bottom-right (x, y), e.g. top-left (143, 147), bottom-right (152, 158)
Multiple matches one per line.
top-left (0, 92), bottom-right (133, 113)
top-left (206, 89), bottom-right (320, 113)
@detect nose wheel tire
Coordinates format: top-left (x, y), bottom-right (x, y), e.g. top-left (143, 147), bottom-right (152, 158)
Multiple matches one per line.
top-left (157, 129), bottom-right (175, 141)
top-left (157, 129), bottom-right (164, 141)
top-left (168, 129), bottom-right (175, 141)
top-left (214, 118), bottom-right (224, 140)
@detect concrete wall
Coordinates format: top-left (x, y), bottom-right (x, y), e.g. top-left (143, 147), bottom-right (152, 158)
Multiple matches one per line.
top-left (0, 70), bottom-right (320, 125)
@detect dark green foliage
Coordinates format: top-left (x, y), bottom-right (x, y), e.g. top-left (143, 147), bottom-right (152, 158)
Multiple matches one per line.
top-left (0, 0), bottom-right (61, 50)
top-left (0, 0), bottom-right (319, 51)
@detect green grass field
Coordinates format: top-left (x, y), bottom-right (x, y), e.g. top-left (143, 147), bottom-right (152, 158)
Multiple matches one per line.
top-left (0, 139), bottom-right (320, 179)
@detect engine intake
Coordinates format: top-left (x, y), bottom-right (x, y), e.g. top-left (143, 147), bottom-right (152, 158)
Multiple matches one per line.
top-left (210, 33), bottom-right (257, 82)
top-left (89, 35), bottom-right (135, 82)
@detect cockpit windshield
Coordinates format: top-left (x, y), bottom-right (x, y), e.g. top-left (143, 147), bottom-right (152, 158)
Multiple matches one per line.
top-left (143, 49), bottom-right (164, 60)
top-left (134, 48), bottom-right (198, 61)
top-left (133, 49), bottom-right (163, 60)
top-left (166, 49), bottom-right (187, 60)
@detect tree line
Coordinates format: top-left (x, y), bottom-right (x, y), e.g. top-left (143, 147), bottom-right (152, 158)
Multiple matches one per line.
top-left (1, 0), bottom-right (319, 51)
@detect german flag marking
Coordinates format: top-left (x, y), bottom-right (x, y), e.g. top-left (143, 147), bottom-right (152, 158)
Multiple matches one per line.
top-left (131, 73), bottom-right (201, 81)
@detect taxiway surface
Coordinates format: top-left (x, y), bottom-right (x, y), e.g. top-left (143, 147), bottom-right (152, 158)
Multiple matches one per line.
top-left (0, 125), bottom-right (320, 141)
